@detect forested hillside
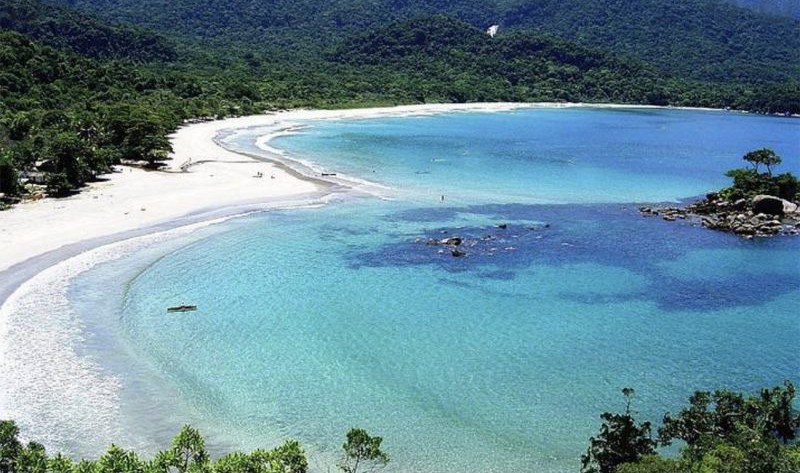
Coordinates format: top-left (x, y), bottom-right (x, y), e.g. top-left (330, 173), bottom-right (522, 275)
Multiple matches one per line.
top-left (499, 0), bottom-right (800, 84)
top-left (0, 28), bottom-right (269, 197)
top-left (0, 0), bottom-right (176, 60)
top-left (1, 0), bottom-right (799, 203)
top-left (48, 0), bottom-right (800, 84)
top-left (332, 16), bottom-right (669, 104)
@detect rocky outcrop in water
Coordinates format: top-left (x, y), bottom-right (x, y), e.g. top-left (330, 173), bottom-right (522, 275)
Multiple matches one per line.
top-left (417, 223), bottom-right (549, 257)
top-left (640, 193), bottom-right (800, 238)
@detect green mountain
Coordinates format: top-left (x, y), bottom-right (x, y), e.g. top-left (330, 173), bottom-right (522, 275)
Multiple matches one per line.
top-left (499, 0), bottom-right (800, 84)
top-left (47, 0), bottom-right (800, 84)
top-left (0, 0), bottom-right (176, 61)
top-left (2, 0), bottom-right (799, 202)
top-left (331, 16), bottom-right (669, 104)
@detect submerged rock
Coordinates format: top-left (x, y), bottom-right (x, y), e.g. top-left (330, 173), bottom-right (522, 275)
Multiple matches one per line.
top-left (451, 248), bottom-right (466, 257)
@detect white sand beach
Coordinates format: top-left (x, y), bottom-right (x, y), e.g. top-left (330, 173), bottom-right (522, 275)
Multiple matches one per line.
top-left (0, 102), bottom-right (559, 273)
top-left (0, 101), bottom-right (766, 463)
top-left (0, 102), bottom-right (541, 452)
top-left (1, 101), bottom-right (722, 275)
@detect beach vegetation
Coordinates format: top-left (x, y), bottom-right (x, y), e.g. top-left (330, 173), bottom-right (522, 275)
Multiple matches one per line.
top-left (0, 422), bottom-right (387, 473)
top-left (0, 384), bottom-right (797, 473)
top-left (581, 388), bottom-right (656, 473)
top-left (0, 150), bottom-right (21, 197)
top-left (721, 149), bottom-right (799, 201)
top-left (599, 382), bottom-right (800, 473)
top-left (338, 428), bottom-right (389, 473)
top-left (743, 148), bottom-right (782, 176)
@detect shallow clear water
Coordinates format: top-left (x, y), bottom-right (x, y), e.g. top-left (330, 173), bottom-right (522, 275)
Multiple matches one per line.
top-left (35, 108), bottom-right (800, 472)
top-left (267, 107), bottom-right (799, 204)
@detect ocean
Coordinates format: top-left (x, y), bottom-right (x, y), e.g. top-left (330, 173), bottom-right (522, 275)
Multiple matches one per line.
top-left (4, 107), bottom-right (799, 472)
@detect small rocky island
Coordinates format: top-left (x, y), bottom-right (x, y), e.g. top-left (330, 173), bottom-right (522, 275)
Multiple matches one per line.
top-left (639, 148), bottom-right (799, 238)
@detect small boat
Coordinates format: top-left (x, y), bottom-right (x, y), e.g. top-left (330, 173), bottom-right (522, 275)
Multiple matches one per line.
top-left (321, 172), bottom-right (337, 177)
top-left (167, 305), bottom-right (197, 313)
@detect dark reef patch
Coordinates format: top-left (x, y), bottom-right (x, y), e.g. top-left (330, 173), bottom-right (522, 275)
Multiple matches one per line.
top-left (345, 203), bottom-right (800, 312)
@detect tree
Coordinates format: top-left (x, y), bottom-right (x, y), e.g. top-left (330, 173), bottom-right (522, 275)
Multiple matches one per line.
top-left (581, 388), bottom-right (656, 473)
top-left (0, 150), bottom-right (20, 196)
top-left (263, 440), bottom-right (307, 473)
top-left (15, 441), bottom-right (48, 473)
top-left (774, 173), bottom-right (799, 202)
top-left (758, 381), bottom-right (799, 444)
top-left (96, 445), bottom-right (143, 473)
top-left (42, 131), bottom-right (94, 195)
top-left (243, 440), bottom-right (308, 473)
top-left (659, 382), bottom-right (800, 449)
top-left (722, 149), bottom-right (798, 202)
top-left (47, 454), bottom-right (74, 473)
top-left (152, 425), bottom-right (210, 473)
top-left (0, 420), bottom-right (22, 473)
top-left (338, 428), bottom-right (389, 473)
top-left (615, 455), bottom-right (683, 473)
top-left (743, 148), bottom-right (782, 177)
top-left (0, 422), bottom-right (311, 473)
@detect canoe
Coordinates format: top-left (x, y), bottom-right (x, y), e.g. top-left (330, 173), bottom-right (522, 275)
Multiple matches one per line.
top-left (167, 305), bottom-right (197, 313)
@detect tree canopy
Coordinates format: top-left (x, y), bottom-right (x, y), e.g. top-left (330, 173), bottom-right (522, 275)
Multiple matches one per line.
top-left (1, 0), bottom-right (798, 206)
top-left (0, 422), bottom-right (388, 473)
top-left (587, 382), bottom-right (800, 473)
top-left (743, 148), bottom-right (782, 176)
top-left (338, 428), bottom-right (389, 473)
top-left (722, 149), bottom-right (798, 201)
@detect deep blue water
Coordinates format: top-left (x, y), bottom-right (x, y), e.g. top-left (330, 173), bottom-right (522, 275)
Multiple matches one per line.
top-left (65, 108), bottom-right (798, 472)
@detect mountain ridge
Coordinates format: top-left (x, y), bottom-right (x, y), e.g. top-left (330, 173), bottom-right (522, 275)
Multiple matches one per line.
top-left (46, 0), bottom-right (800, 84)
top-left (1, 0), bottom-right (176, 61)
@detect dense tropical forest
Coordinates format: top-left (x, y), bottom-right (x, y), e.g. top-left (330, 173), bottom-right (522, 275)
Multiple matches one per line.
top-left (46, 0), bottom-right (800, 82)
top-left (1, 0), bottom-right (799, 202)
top-left (1, 383), bottom-right (798, 472)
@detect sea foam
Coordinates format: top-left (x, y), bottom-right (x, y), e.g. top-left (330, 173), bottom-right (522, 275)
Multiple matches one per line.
top-left (0, 218), bottom-right (234, 456)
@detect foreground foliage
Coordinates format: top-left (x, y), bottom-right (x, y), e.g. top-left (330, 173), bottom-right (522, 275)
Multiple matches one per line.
top-left (581, 388), bottom-right (656, 473)
top-left (583, 382), bottom-right (800, 473)
top-left (0, 384), bottom-right (796, 472)
top-left (0, 424), bottom-right (387, 473)
top-left (338, 429), bottom-right (389, 473)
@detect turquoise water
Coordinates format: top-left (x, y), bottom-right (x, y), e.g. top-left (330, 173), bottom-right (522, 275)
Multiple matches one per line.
top-left (68, 108), bottom-right (798, 472)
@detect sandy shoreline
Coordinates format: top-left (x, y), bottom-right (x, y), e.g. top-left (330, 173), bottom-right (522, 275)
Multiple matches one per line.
top-left (0, 101), bottom-right (738, 275)
top-left (0, 102), bottom-right (544, 453)
top-left (0, 100), bottom-right (776, 459)
top-left (0, 102), bottom-right (551, 276)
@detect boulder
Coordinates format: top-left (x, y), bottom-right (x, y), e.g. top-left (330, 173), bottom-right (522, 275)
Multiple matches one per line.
top-left (442, 237), bottom-right (463, 246)
top-left (752, 195), bottom-right (785, 216)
